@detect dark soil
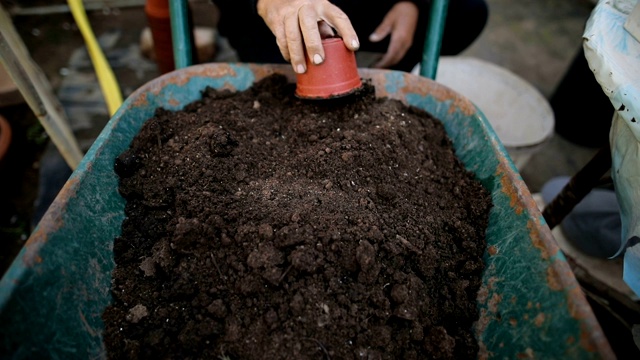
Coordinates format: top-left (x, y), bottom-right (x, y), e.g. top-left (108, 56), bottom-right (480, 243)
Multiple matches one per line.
top-left (102, 74), bottom-right (493, 360)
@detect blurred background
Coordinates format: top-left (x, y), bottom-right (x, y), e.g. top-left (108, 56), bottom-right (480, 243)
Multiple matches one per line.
top-left (0, 0), bottom-right (637, 356)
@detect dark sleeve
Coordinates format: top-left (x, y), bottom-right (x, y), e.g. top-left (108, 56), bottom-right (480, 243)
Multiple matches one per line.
top-left (211, 1), bottom-right (259, 14)
top-left (249, 0), bottom-right (430, 13)
top-left (247, 0), bottom-right (429, 17)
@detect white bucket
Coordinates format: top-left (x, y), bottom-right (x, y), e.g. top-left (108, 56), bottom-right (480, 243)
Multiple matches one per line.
top-left (413, 56), bottom-right (555, 170)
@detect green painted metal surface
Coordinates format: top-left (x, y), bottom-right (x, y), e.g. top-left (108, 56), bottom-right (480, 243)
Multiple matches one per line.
top-left (0, 63), bottom-right (614, 359)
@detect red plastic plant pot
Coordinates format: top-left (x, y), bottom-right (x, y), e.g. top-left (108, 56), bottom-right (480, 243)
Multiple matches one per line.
top-left (0, 115), bottom-right (12, 164)
top-left (295, 37), bottom-right (363, 100)
top-left (145, 0), bottom-right (175, 74)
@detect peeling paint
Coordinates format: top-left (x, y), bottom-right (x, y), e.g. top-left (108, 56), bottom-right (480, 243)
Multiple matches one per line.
top-left (475, 307), bottom-right (493, 360)
top-left (488, 293), bottom-right (502, 314)
top-left (547, 267), bottom-right (562, 291)
top-left (487, 276), bottom-right (499, 290)
top-left (530, 220), bottom-right (550, 260)
top-left (477, 340), bottom-right (491, 360)
top-left (23, 177), bottom-right (79, 268)
top-left (567, 287), bottom-right (600, 353)
top-left (579, 320), bottom-right (598, 354)
top-left (567, 287), bottom-right (589, 321)
top-left (496, 160), bottom-right (524, 216)
top-left (516, 348), bottom-right (535, 358)
top-left (477, 286), bottom-right (488, 304)
top-left (132, 91), bottom-right (148, 107)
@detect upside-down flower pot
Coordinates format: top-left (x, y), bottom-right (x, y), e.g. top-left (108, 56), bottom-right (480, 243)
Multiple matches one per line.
top-left (295, 37), bottom-right (362, 99)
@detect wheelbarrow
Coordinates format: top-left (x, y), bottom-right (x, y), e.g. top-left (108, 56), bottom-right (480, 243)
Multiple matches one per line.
top-left (0, 63), bottom-right (614, 359)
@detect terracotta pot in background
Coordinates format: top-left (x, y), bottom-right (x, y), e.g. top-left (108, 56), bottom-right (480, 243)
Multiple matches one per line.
top-left (144, 0), bottom-right (199, 74)
top-left (295, 37), bottom-right (362, 99)
top-left (0, 115), bottom-right (12, 164)
top-left (145, 0), bottom-right (175, 74)
top-left (140, 26), bottom-right (217, 65)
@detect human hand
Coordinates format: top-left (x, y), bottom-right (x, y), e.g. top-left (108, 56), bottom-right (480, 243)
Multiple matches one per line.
top-left (368, 1), bottom-right (419, 69)
top-left (256, 0), bottom-right (360, 74)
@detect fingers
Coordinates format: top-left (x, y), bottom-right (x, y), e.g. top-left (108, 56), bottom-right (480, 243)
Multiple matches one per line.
top-left (298, 2), bottom-right (359, 67)
top-left (371, 2), bottom-right (418, 68)
top-left (318, 21), bottom-right (335, 39)
top-left (319, 3), bottom-right (359, 51)
top-left (373, 30), bottom-right (413, 68)
top-left (257, 0), bottom-right (360, 73)
top-left (298, 5), bottom-right (325, 66)
top-left (284, 11), bottom-right (307, 73)
top-left (373, 35), bottom-right (405, 68)
top-left (273, 26), bottom-right (290, 62)
top-left (258, 2), bottom-right (292, 64)
top-left (369, 17), bottom-right (392, 43)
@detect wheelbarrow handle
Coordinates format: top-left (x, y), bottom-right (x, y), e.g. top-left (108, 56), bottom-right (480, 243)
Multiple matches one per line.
top-left (169, 0), bottom-right (193, 69)
top-left (420, 0), bottom-right (449, 80)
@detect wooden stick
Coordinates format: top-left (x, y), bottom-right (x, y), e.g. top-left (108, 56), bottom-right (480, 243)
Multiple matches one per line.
top-left (0, 3), bottom-right (83, 169)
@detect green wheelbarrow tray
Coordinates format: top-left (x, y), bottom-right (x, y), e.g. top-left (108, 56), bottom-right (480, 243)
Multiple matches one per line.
top-left (0, 63), bottom-right (614, 359)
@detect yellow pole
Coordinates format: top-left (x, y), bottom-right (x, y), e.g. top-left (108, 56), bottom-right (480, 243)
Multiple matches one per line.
top-left (67, 0), bottom-right (123, 116)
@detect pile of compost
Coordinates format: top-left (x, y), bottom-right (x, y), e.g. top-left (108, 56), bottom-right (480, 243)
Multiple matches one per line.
top-left (102, 74), bottom-right (492, 360)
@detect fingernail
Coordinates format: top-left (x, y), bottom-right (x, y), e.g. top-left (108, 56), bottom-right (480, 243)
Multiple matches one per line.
top-left (352, 39), bottom-right (360, 49)
top-left (369, 33), bottom-right (379, 42)
top-left (296, 64), bottom-right (306, 74)
top-left (313, 54), bottom-right (323, 65)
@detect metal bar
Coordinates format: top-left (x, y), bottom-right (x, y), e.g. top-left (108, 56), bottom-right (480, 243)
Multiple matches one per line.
top-left (542, 145), bottom-right (612, 229)
top-left (169, 0), bottom-right (192, 69)
top-left (420, 0), bottom-right (448, 80)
